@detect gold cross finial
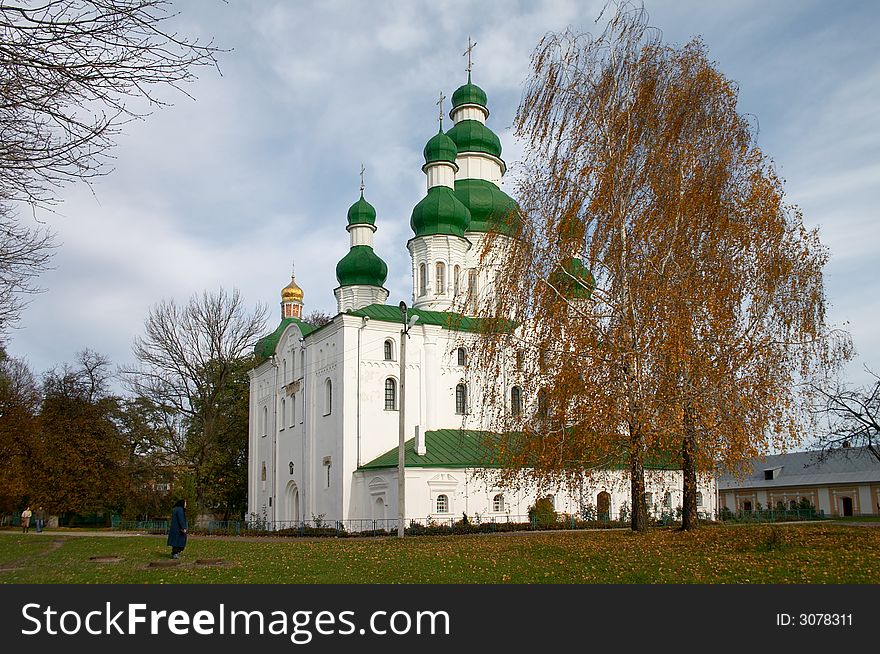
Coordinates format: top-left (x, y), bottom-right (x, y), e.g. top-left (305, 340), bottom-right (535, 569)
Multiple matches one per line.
top-left (463, 36), bottom-right (477, 74)
top-left (359, 163), bottom-right (365, 195)
top-left (436, 91), bottom-right (446, 130)
top-left (291, 260), bottom-right (295, 278)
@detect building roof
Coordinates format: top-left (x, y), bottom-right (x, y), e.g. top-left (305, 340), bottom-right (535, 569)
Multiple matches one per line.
top-left (446, 119), bottom-right (502, 158)
top-left (423, 129), bottom-right (458, 165)
top-left (718, 447), bottom-right (880, 490)
top-left (346, 303), bottom-right (507, 333)
top-left (360, 429), bottom-right (502, 470)
top-left (254, 317), bottom-right (318, 359)
top-left (346, 194), bottom-right (377, 226)
top-left (410, 185), bottom-right (472, 237)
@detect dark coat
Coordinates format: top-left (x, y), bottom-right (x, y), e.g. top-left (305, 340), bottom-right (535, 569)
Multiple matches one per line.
top-left (167, 506), bottom-right (188, 548)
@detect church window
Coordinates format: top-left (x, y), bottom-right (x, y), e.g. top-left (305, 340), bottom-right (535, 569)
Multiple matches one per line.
top-left (324, 378), bottom-right (332, 416)
top-left (515, 350), bottom-right (524, 371)
top-left (261, 462), bottom-right (267, 482)
top-left (435, 262), bottom-right (446, 294)
top-left (300, 350), bottom-right (305, 378)
top-left (455, 383), bottom-right (468, 415)
top-left (467, 269), bottom-right (478, 306)
top-left (262, 406), bottom-right (268, 437)
top-left (664, 492), bottom-right (672, 508)
top-left (289, 461), bottom-right (295, 476)
top-left (510, 386), bottom-right (522, 417)
top-left (326, 461), bottom-right (332, 488)
top-left (454, 265), bottom-right (461, 296)
top-left (436, 494), bottom-right (449, 513)
top-left (384, 339), bottom-right (394, 361)
top-left (282, 358), bottom-right (287, 383)
top-left (536, 389), bottom-right (548, 418)
top-left (457, 347), bottom-right (467, 367)
top-left (280, 399), bottom-right (286, 430)
top-left (290, 394), bottom-right (296, 427)
top-left (419, 264), bottom-right (427, 297)
top-left (493, 494), bottom-right (505, 512)
top-left (385, 378), bottom-right (397, 411)
top-left (696, 492), bottom-right (704, 507)
top-left (645, 492), bottom-right (654, 511)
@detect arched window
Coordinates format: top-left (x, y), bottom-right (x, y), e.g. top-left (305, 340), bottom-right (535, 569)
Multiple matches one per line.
top-left (435, 262), bottom-right (446, 294)
top-left (696, 492), bottom-right (704, 507)
top-left (262, 406), bottom-right (268, 437)
top-left (384, 339), bottom-right (394, 361)
top-left (493, 494), bottom-right (504, 512)
top-left (789, 499), bottom-right (797, 510)
top-left (467, 269), bottom-right (478, 303)
top-left (457, 347), bottom-right (467, 366)
top-left (384, 378), bottom-right (397, 411)
top-left (454, 265), bottom-right (461, 296)
top-left (455, 383), bottom-right (467, 415)
top-left (300, 350), bottom-right (305, 378)
top-left (261, 462), bottom-right (267, 482)
top-left (515, 350), bottom-right (524, 371)
top-left (324, 378), bottom-right (332, 416)
top-left (510, 386), bottom-right (522, 417)
top-left (644, 492), bottom-right (654, 511)
top-left (291, 394), bottom-right (296, 427)
top-left (282, 358), bottom-right (287, 383)
top-left (419, 263), bottom-right (427, 297)
top-left (664, 492), bottom-right (672, 508)
top-left (436, 494), bottom-right (449, 513)
top-left (537, 389), bottom-right (548, 418)
top-left (280, 398), bottom-right (286, 429)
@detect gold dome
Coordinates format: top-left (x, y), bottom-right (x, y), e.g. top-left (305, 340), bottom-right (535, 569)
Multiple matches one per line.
top-left (281, 273), bottom-right (303, 303)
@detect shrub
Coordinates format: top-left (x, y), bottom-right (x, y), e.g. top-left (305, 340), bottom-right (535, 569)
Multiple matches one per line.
top-left (528, 497), bottom-right (557, 526)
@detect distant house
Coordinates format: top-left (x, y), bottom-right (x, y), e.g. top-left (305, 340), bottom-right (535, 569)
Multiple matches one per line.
top-left (717, 447), bottom-right (880, 517)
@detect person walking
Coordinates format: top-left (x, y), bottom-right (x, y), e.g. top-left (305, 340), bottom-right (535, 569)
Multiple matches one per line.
top-left (167, 499), bottom-right (188, 559)
top-left (34, 507), bottom-right (45, 533)
top-left (21, 506), bottom-right (32, 533)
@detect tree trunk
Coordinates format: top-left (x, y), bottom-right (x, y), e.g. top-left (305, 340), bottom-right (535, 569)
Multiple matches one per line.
top-left (630, 427), bottom-right (647, 532)
top-left (680, 406), bottom-right (699, 531)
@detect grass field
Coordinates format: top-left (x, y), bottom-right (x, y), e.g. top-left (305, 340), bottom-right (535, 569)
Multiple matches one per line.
top-left (1, 522), bottom-right (878, 583)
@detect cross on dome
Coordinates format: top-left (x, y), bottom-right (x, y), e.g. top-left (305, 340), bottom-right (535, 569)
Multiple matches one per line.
top-left (463, 37), bottom-right (477, 74)
top-left (436, 91), bottom-right (446, 130)
top-left (359, 163), bottom-right (366, 195)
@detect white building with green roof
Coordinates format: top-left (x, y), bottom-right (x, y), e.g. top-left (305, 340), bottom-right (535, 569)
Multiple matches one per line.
top-left (247, 67), bottom-right (715, 528)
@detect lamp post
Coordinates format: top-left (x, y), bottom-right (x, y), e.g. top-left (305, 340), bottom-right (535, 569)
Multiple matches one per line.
top-left (398, 301), bottom-right (418, 538)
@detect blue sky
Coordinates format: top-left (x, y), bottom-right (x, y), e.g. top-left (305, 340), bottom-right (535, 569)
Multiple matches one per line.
top-left (7, 0), bottom-right (879, 392)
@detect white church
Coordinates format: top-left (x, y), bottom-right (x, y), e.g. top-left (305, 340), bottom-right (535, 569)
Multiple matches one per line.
top-left (247, 65), bottom-right (716, 529)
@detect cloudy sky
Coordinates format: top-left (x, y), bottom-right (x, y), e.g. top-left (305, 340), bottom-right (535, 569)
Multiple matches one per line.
top-left (7, 0), bottom-right (879, 393)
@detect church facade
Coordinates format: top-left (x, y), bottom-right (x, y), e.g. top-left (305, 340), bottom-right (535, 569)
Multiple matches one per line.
top-left (247, 70), bottom-right (716, 528)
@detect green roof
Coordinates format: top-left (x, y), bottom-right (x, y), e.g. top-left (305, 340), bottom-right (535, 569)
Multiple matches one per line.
top-left (423, 129), bottom-right (458, 165)
top-left (346, 194), bottom-right (377, 226)
top-left (548, 257), bottom-right (595, 300)
top-left (453, 178), bottom-right (521, 235)
top-left (336, 245), bottom-right (388, 287)
top-left (360, 429), bottom-right (501, 470)
top-left (254, 317), bottom-right (318, 359)
top-left (451, 73), bottom-right (488, 109)
top-left (410, 185), bottom-right (472, 237)
top-left (446, 119), bottom-right (502, 158)
top-left (347, 303), bottom-right (484, 333)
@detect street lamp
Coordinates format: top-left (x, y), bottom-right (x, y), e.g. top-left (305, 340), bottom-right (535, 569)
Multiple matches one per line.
top-left (398, 300), bottom-right (418, 538)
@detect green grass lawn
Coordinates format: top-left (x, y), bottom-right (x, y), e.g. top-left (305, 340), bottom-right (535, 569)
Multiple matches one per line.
top-left (1, 522), bottom-right (878, 583)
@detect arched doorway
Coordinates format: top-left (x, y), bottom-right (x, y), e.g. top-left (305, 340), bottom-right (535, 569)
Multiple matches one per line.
top-left (597, 491), bottom-right (611, 522)
top-left (286, 482), bottom-right (300, 524)
top-left (841, 496), bottom-right (854, 517)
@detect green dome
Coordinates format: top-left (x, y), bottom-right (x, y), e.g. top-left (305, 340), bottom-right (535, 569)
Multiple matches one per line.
top-left (446, 120), bottom-right (502, 158)
top-left (549, 258), bottom-right (595, 300)
top-left (424, 130), bottom-right (458, 165)
top-left (452, 74), bottom-right (488, 109)
top-left (336, 245), bottom-right (388, 287)
top-left (347, 195), bottom-right (377, 226)
top-left (453, 178), bottom-right (521, 235)
top-left (410, 186), bottom-right (472, 238)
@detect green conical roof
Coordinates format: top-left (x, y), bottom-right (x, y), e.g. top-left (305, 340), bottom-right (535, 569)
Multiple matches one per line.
top-left (410, 186), bottom-right (472, 238)
top-left (453, 178), bottom-right (521, 235)
top-left (424, 129), bottom-right (458, 165)
top-left (346, 194), bottom-right (377, 226)
top-left (336, 245), bottom-right (388, 287)
top-left (446, 119), bottom-right (502, 158)
top-left (549, 257), bottom-right (595, 300)
top-left (451, 73), bottom-right (488, 109)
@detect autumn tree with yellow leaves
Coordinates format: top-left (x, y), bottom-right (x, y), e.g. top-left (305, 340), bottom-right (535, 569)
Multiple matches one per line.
top-left (466, 2), bottom-right (849, 531)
